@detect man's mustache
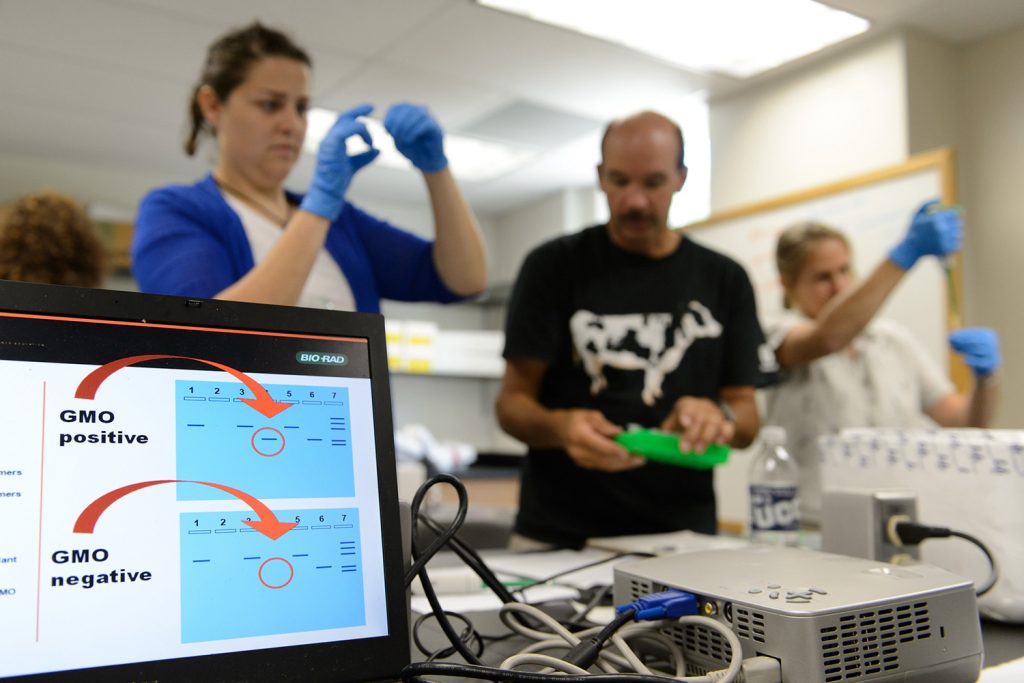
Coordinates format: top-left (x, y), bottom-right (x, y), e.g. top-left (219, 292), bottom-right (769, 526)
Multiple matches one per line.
top-left (617, 210), bottom-right (655, 222)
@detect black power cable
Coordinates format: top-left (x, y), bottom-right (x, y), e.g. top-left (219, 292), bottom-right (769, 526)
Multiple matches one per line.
top-left (417, 513), bottom-right (520, 604)
top-left (562, 607), bottom-right (637, 669)
top-left (412, 610), bottom-right (483, 661)
top-left (891, 519), bottom-right (999, 596)
top-left (402, 474), bottom-right (668, 674)
top-left (402, 660), bottom-right (676, 683)
top-left (405, 474), bottom-right (485, 664)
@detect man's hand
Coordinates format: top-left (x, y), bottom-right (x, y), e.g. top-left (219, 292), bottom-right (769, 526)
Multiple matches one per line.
top-left (659, 397), bottom-right (735, 454)
top-left (556, 409), bottom-right (643, 472)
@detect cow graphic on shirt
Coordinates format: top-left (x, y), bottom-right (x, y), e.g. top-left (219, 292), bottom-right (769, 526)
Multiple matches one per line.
top-left (569, 303), bottom-right (723, 407)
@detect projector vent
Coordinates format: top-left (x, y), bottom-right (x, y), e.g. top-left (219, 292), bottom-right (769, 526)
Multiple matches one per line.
top-left (665, 622), bottom-right (734, 664)
top-left (734, 607), bottom-right (766, 644)
top-left (628, 578), bottom-right (654, 600)
top-left (820, 601), bottom-right (932, 682)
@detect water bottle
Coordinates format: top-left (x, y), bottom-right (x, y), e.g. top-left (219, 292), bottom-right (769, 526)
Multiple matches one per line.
top-left (748, 426), bottom-right (800, 546)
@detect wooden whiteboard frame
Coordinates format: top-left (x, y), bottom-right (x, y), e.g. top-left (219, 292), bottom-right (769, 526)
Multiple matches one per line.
top-left (683, 148), bottom-right (968, 391)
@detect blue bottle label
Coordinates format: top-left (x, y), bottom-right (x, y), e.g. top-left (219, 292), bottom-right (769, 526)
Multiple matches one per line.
top-left (749, 484), bottom-right (799, 531)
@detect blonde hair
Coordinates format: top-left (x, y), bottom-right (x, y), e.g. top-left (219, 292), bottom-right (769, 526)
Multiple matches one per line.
top-left (0, 191), bottom-right (105, 287)
top-left (775, 221), bottom-right (850, 309)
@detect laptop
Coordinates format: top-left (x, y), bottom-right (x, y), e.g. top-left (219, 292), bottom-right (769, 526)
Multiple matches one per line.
top-left (0, 280), bottom-right (409, 682)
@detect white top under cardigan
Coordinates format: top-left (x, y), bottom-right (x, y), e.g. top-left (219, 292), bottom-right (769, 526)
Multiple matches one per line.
top-left (223, 193), bottom-right (356, 311)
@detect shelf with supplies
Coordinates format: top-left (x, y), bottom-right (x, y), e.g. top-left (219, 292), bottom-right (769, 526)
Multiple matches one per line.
top-left (386, 321), bottom-right (504, 379)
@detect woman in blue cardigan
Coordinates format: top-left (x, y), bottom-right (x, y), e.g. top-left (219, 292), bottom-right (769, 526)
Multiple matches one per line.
top-left (133, 22), bottom-right (486, 313)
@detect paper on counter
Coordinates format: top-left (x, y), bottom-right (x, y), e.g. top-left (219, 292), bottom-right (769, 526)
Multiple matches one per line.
top-left (588, 529), bottom-right (750, 556)
top-left (482, 548), bottom-right (631, 590)
top-left (978, 656), bottom-right (1024, 682)
top-left (410, 583), bottom-right (578, 614)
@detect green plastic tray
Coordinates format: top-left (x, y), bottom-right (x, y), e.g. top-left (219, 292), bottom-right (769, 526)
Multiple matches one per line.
top-left (614, 429), bottom-right (730, 470)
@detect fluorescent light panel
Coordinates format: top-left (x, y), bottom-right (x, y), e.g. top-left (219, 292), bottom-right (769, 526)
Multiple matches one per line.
top-left (304, 108), bottom-right (540, 182)
top-left (476, 0), bottom-right (869, 78)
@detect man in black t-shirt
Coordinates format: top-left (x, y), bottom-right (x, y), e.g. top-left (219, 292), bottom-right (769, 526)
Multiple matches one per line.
top-left (496, 111), bottom-right (771, 549)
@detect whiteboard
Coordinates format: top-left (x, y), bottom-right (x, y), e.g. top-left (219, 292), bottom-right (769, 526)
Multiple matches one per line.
top-left (685, 149), bottom-right (959, 381)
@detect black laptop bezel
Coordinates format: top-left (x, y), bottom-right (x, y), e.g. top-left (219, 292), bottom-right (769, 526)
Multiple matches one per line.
top-left (0, 280), bottom-right (410, 683)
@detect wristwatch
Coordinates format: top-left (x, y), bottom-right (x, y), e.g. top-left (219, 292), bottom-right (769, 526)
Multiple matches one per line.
top-left (718, 400), bottom-right (736, 424)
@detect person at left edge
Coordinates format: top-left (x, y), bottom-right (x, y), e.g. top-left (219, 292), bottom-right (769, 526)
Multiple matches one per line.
top-left (132, 22), bottom-right (486, 311)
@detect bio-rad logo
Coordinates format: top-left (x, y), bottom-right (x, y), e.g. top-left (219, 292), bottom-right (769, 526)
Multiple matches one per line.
top-left (296, 352), bottom-right (347, 366)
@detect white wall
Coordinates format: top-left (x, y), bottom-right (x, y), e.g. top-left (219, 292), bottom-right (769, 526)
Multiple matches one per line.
top-left (709, 33), bottom-right (908, 212)
top-left (0, 152), bottom-right (187, 219)
top-left (959, 22), bottom-right (1024, 431)
top-left (489, 186), bottom-right (600, 285)
top-left (904, 32), bottom-right (962, 156)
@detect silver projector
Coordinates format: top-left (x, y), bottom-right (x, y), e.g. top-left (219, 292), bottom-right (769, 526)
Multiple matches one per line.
top-left (613, 546), bottom-right (982, 682)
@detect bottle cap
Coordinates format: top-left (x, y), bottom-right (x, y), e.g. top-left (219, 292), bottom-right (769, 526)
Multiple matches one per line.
top-left (760, 425), bottom-right (787, 446)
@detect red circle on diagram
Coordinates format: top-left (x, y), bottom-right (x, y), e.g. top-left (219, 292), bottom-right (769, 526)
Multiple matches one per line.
top-left (251, 426), bottom-right (285, 457)
top-left (258, 557), bottom-right (294, 589)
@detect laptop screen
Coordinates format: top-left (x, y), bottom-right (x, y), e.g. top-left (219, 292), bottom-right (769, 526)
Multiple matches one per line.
top-left (0, 281), bottom-right (409, 682)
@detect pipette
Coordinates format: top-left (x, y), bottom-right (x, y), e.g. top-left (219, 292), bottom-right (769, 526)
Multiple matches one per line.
top-left (929, 203), bottom-right (962, 328)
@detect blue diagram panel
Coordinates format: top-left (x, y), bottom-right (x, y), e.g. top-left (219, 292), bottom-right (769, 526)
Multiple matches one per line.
top-left (175, 381), bottom-right (353, 500)
top-left (180, 508), bottom-right (364, 643)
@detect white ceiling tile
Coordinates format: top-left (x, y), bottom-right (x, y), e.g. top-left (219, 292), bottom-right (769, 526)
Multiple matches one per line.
top-left (0, 0), bottom-right (209, 80)
top-left (113, 0), bottom-right (456, 59)
top-left (0, 100), bottom-right (199, 176)
top-left (0, 0), bottom-right (366, 95)
top-left (460, 100), bottom-right (602, 149)
top-left (315, 60), bottom-right (511, 130)
top-left (385, 2), bottom-right (712, 120)
top-left (0, 44), bottom-right (184, 128)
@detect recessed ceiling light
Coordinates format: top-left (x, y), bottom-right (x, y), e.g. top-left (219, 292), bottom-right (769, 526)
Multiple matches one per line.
top-left (476, 0), bottom-right (869, 78)
top-left (304, 108), bottom-right (540, 182)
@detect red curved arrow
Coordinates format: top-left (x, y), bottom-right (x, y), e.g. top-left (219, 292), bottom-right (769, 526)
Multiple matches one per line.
top-left (74, 480), bottom-right (297, 540)
top-left (75, 354), bottom-right (291, 418)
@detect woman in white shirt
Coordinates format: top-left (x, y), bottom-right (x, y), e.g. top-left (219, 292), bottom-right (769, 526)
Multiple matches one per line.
top-left (764, 203), bottom-right (1000, 522)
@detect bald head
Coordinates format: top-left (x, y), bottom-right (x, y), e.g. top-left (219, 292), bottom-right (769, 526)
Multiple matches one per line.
top-left (601, 111), bottom-right (685, 170)
top-left (596, 110), bottom-right (688, 257)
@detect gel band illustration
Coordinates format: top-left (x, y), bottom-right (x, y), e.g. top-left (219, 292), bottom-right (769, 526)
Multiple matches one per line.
top-left (64, 354), bottom-right (363, 643)
top-left (180, 509), bottom-right (364, 642)
top-left (176, 380), bottom-right (355, 500)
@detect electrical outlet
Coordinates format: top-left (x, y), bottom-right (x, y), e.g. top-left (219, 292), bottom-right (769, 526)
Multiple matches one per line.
top-left (873, 491), bottom-right (919, 563)
top-left (822, 489), bottom-right (919, 562)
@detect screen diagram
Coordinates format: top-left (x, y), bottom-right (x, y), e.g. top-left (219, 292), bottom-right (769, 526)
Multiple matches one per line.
top-left (2, 337), bottom-right (386, 679)
top-left (74, 357), bottom-right (368, 640)
top-left (176, 380), bottom-right (354, 500)
top-left (171, 378), bottom-right (364, 641)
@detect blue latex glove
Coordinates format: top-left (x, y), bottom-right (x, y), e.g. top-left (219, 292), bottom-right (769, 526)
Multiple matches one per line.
top-left (888, 200), bottom-right (963, 270)
top-left (300, 104), bottom-right (380, 221)
top-left (384, 103), bottom-right (447, 173)
top-left (950, 328), bottom-right (1000, 377)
